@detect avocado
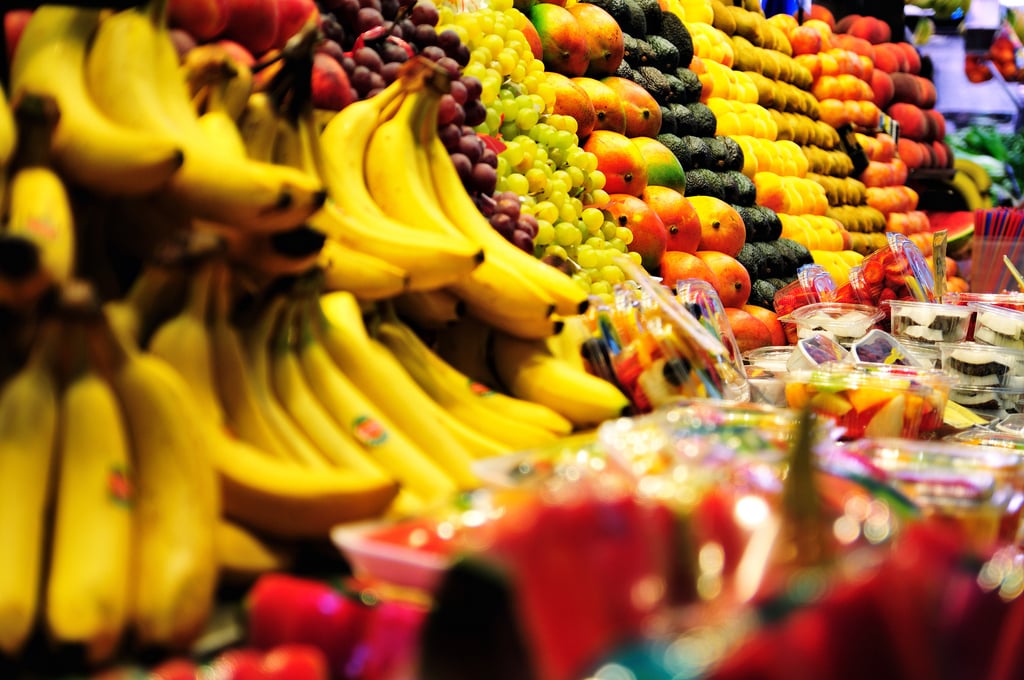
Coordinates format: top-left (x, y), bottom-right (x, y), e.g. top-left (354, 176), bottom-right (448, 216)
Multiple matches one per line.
top-left (634, 0), bottom-right (663, 35)
top-left (674, 67), bottom-right (703, 104)
top-left (670, 105), bottom-right (695, 137)
top-left (586, 0), bottom-right (631, 26)
top-left (663, 73), bottom-right (688, 104)
top-left (614, 60), bottom-right (636, 81)
top-left (658, 106), bottom-right (676, 136)
top-left (656, 133), bottom-right (688, 168)
top-left (736, 205), bottom-right (781, 242)
top-left (752, 242), bottom-right (785, 280)
top-left (687, 102), bottom-right (717, 137)
top-left (749, 279), bottom-right (778, 311)
top-left (622, 35), bottom-right (656, 69)
top-left (682, 168), bottom-right (725, 200)
top-left (621, 0), bottom-right (647, 38)
top-left (722, 170), bottom-right (756, 206)
top-left (635, 66), bottom-right (672, 104)
top-left (776, 238), bottom-right (813, 272)
top-left (720, 136), bottom-right (744, 171)
top-left (704, 136), bottom-right (729, 170)
top-left (646, 35), bottom-right (680, 71)
top-left (767, 277), bottom-right (790, 291)
top-left (677, 134), bottom-right (712, 169)
top-left (735, 242), bottom-right (762, 281)
top-left (659, 12), bottom-right (693, 67)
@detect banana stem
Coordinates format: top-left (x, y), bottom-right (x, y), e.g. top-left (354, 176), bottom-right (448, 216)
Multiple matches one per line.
top-left (185, 259), bottom-right (215, 327)
top-left (247, 295), bottom-right (286, 358)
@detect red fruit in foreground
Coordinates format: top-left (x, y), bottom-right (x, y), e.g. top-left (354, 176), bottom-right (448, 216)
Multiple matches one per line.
top-left (168, 0), bottom-right (230, 41)
top-left (274, 0), bottom-right (320, 50)
top-left (312, 52), bottom-right (356, 111)
top-left (261, 644), bottom-right (331, 680)
top-left (223, 0), bottom-right (280, 56)
top-left (4, 9), bottom-right (32, 66)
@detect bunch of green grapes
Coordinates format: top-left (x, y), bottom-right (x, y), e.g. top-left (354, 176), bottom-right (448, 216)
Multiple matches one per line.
top-left (437, 0), bottom-right (640, 300)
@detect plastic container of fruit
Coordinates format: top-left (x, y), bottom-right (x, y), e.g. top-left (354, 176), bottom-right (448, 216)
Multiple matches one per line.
top-left (331, 520), bottom-right (455, 593)
top-left (831, 234), bottom-right (936, 314)
top-left (746, 368), bottom-right (787, 408)
top-left (945, 427), bottom-right (1024, 451)
top-left (942, 291), bottom-right (1024, 340)
top-left (946, 385), bottom-right (1024, 416)
top-left (938, 341), bottom-right (1024, 389)
top-left (782, 363), bottom-right (950, 440)
top-left (841, 437), bottom-right (1024, 547)
top-left (899, 339), bottom-right (943, 369)
top-left (743, 345), bottom-right (794, 373)
top-left (969, 303), bottom-right (1024, 350)
top-left (886, 300), bottom-right (973, 344)
top-left (787, 332), bottom-right (850, 371)
top-left (773, 264), bottom-right (838, 344)
top-left (850, 328), bottom-right (925, 367)
top-left (778, 302), bottom-right (885, 347)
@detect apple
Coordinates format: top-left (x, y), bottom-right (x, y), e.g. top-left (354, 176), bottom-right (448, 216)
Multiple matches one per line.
top-left (168, 0), bottom-right (230, 41)
top-left (272, 0), bottom-right (320, 50)
top-left (311, 52), bottom-right (356, 111)
top-left (222, 0), bottom-right (280, 57)
top-left (4, 9), bottom-right (32, 66)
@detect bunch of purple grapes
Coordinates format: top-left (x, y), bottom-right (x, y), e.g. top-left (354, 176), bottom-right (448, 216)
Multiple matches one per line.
top-left (476, 191), bottom-right (540, 254)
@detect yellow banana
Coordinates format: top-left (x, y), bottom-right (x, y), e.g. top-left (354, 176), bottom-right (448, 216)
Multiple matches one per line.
top-left (212, 427), bottom-right (398, 539)
top-left (0, 84), bottom-right (14, 171)
top-left (954, 157), bottom-right (992, 195)
top-left (238, 92), bottom-right (280, 163)
top-left (146, 259), bottom-right (224, 427)
top-left (181, 43), bottom-right (253, 121)
top-left (490, 330), bottom-right (631, 428)
top-left (318, 79), bottom-right (482, 289)
top-left (422, 109), bottom-right (589, 317)
top-left (295, 299), bottom-right (468, 497)
top-left (446, 264), bottom-right (563, 340)
top-left (107, 319), bottom-right (219, 651)
top-left (317, 291), bottom-right (507, 461)
top-left (318, 238), bottom-right (411, 300)
top-left (209, 265), bottom-right (297, 462)
top-left (242, 296), bottom-right (335, 469)
top-left (82, 0), bottom-right (324, 232)
top-left (269, 301), bottom-right (391, 475)
top-left (46, 325), bottom-right (133, 665)
top-left (0, 322), bottom-right (59, 657)
top-left (199, 221), bottom-right (324, 279)
top-left (374, 319), bottom-right (562, 450)
top-left (393, 289), bottom-right (464, 328)
top-left (545, 314), bottom-right (591, 373)
top-left (216, 518), bottom-right (295, 585)
top-left (434, 315), bottom-right (504, 386)
top-left (9, 6), bottom-right (184, 195)
top-left (3, 95), bottom-right (75, 283)
top-left (103, 261), bottom-right (188, 348)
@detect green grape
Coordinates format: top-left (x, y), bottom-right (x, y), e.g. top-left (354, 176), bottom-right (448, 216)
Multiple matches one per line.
top-left (504, 172), bottom-right (529, 196)
top-left (554, 221), bottom-right (581, 247)
top-left (533, 200), bottom-right (558, 223)
top-left (526, 167), bottom-right (547, 194)
top-left (535, 219), bottom-right (555, 246)
top-left (614, 226), bottom-right (633, 245)
top-left (581, 208), bottom-right (604, 232)
top-left (599, 266), bottom-right (626, 285)
top-left (545, 244), bottom-right (569, 261)
top-left (576, 246), bottom-right (598, 269)
top-left (601, 221), bottom-right (617, 240)
top-left (558, 201), bottom-right (576, 224)
top-left (515, 107), bottom-right (539, 130)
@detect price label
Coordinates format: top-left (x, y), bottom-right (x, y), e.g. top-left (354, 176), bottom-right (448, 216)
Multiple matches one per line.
top-left (878, 112), bottom-right (901, 144)
top-left (836, 123), bottom-right (869, 176)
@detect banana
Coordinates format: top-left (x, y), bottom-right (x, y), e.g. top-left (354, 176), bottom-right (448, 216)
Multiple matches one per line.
top-left (238, 92), bottom-right (280, 163)
top-left (199, 221), bottom-right (324, 279)
top-left (0, 85), bottom-right (14, 172)
top-left (545, 314), bottom-right (591, 373)
top-left (82, 0), bottom-right (325, 233)
top-left (318, 79), bottom-right (483, 289)
top-left (374, 319), bottom-right (562, 450)
top-left (434, 315), bottom-right (504, 387)
top-left (106, 319), bottom-right (219, 651)
top-left (103, 262), bottom-right (188, 348)
top-left (269, 301), bottom-right (392, 475)
top-left (317, 291), bottom-right (507, 461)
top-left (3, 95), bottom-right (75, 283)
top-left (9, 6), bottom-right (184, 195)
top-left (447, 267), bottom-right (564, 340)
top-left (147, 259), bottom-right (224, 427)
top-left (490, 330), bottom-right (631, 428)
top-left (0, 322), bottom-right (59, 656)
top-left (949, 171), bottom-right (985, 212)
top-left (422, 107), bottom-right (589, 318)
top-left (393, 289), bottom-right (465, 329)
top-left (215, 518), bottom-right (295, 585)
top-left (181, 43), bottom-right (253, 122)
top-left (210, 428), bottom-right (399, 539)
top-left (319, 238), bottom-right (411, 300)
top-left (954, 157), bottom-right (992, 195)
top-left (295, 298), bottom-right (468, 497)
top-left (242, 296), bottom-right (336, 469)
top-left (209, 266), bottom-right (298, 462)
top-left (46, 326), bottom-right (133, 664)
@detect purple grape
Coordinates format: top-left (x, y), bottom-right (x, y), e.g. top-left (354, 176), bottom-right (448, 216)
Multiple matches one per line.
top-left (460, 75), bottom-right (482, 100)
top-left (450, 153), bottom-right (473, 184)
top-left (410, 0), bottom-right (439, 26)
top-left (439, 123), bottom-right (462, 151)
top-left (495, 194), bottom-right (520, 218)
top-left (456, 133), bottom-right (483, 162)
top-left (350, 65), bottom-right (373, 93)
top-left (397, 19), bottom-right (415, 38)
top-left (463, 99), bottom-right (487, 127)
top-left (436, 94), bottom-right (465, 127)
top-left (436, 56), bottom-right (460, 78)
top-left (479, 148), bottom-right (498, 168)
top-left (341, 56), bottom-right (357, 73)
top-left (352, 46), bottom-right (383, 71)
top-left (318, 39), bottom-right (346, 63)
top-left (368, 71), bottom-right (387, 90)
top-left (355, 7), bottom-right (384, 33)
top-left (387, 23), bottom-right (405, 39)
top-left (512, 229), bottom-right (535, 253)
top-left (490, 212), bottom-right (515, 238)
top-left (472, 163), bottom-right (497, 194)
top-left (475, 193), bottom-right (497, 216)
top-left (518, 214), bottom-right (539, 238)
top-left (437, 28), bottom-right (461, 52)
top-left (412, 23), bottom-right (438, 48)
top-left (380, 61), bottom-right (402, 82)
top-left (419, 45), bottom-right (445, 62)
top-left (366, 87), bottom-right (385, 97)
top-left (332, 0), bottom-right (361, 25)
top-left (358, 0), bottom-right (382, 10)
top-left (380, 0), bottom-right (400, 17)
top-left (448, 79), bottom-right (468, 105)
top-left (452, 44), bottom-right (470, 67)
top-left (380, 41), bottom-right (410, 63)
top-left (320, 14), bottom-right (346, 44)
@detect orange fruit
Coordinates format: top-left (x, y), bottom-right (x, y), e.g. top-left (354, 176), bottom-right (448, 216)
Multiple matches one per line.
top-left (659, 251), bottom-right (716, 290)
top-left (567, 2), bottom-right (624, 77)
top-left (582, 129), bottom-right (648, 196)
top-left (724, 307), bottom-right (773, 353)
top-left (604, 193), bottom-right (667, 272)
top-left (530, 3), bottom-right (589, 77)
top-left (742, 305), bottom-right (786, 346)
top-left (545, 72), bottom-right (597, 139)
top-left (642, 186), bottom-right (701, 255)
top-left (688, 196), bottom-right (746, 257)
top-left (696, 250), bottom-right (751, 308)
top-left (571, 76), bottom-right (627, 135)
top-left (599, 76), bottom-right (662, 138)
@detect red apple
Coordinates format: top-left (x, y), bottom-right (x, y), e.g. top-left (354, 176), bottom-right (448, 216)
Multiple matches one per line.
top-left (273, 0), bottom-right (320, 50)
top-left (222, 0), bottom-right (279, 57)
top-left (168, 0), bottom-right (230, 41)
top-left (4, 9), bottom-right (32, 66)
top-left (311, 52), bottom-right (356, 111)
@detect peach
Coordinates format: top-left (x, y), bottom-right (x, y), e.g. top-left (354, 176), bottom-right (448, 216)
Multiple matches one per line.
top-left (888, 102), bottom-right (929, 141)
top-left (273, 0), bottom-right (319, 50)
top-left (789, 26), bottom-right (823, 56)
top-left (923, 109), bottom-right (946, 142)
top-left (223, 0), bottom-right (279, 56)
top-left (808, 4), bottom-right (836, 30)
top-left (931, 141), bottom-right (951, 168)
top-left (873, 44), bottom-right (901, 74)
top-left (897, 42), bottom-right (922, 74)
top-left (834, 14), bottom-right (862, 34)
top-left (169, 0), bottom-right (230, 41)
top-left (311, 52), bottom-right (355, 111)
top-left (869, 69), bottom-right (894, 108)
top-left (848, 16), bottom-right (890, 44)
top-left (896, 137), bottom-right (925, 169)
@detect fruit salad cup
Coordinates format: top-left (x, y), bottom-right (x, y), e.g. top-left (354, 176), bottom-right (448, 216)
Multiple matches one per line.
top-left (772, 264), bottom-right (837, 344)
top-left (778, 302), bottom-right (885, 347)
top-left (942, 291), bottom-right (1024, 340)
top-left (887, 300), bottom-right (973, 344)
top-left (782, 363), bottom-right (951, 440)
